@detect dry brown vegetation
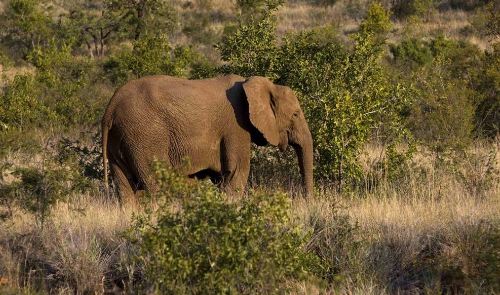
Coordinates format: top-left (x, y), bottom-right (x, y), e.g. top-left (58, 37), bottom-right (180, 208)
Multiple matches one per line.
top-left (167, 0), bottom-right (494, 46)
top-left (1, 141), bottom-right (498, 293)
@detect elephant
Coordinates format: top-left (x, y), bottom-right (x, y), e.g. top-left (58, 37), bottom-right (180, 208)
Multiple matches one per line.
top-left (101, 74), bottom-right (313, 200)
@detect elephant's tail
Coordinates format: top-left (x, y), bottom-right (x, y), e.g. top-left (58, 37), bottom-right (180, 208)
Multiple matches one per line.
top-left (102, 117), bottom-right (112, 196)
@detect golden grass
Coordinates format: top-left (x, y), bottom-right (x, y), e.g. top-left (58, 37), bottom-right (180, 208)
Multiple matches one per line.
top-left (0, 196), bottom-right (138, 293)
top-left (1, 141), bottom-right (498, 293)
top-left (4, 185), bottom-right (496, 293)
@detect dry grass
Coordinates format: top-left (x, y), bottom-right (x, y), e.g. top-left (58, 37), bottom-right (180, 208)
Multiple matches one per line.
top-left (1, 142), bottom-right (498, 293)
top-left (167, 0), bottom-right (493, 46)
top-left (276, 2), bottom-right (359, 37)
top-left (0, 194), bottom-right (135, 293)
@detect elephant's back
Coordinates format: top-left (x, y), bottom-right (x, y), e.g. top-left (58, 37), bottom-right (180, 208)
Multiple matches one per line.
top-left (120, 75), bottom-right (244, 106)
top-left (106, 74), bottom-right (243, 139)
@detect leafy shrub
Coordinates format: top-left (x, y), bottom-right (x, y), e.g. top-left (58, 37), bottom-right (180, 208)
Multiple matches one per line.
top-left (391, 38), bottom-right (434, 67)
top-left (408, 60), bottom-right (475, 151)
top-left (470, 2), bottom-right (499, 38)
top-left (217, 12), bottom-right (279, 79)
top-left (389, 0), bottom-right (436, 18)
top-left (26, 41), bottom-right (102, 127)
top-left (0, 41), bottom-right (102, 130)
top-left (392, 36), bottom-right (483, 72)
top-left (27, 41), bottom-right (92, 93)
top-left (2, 0), bottom-right (54, 54)
top-left (218, 4), bottom-right (410, 190)
top-left (189, 57), bottom-right (219, 79)
top-left (235, 0), bottom-right (284, 20)
top-left (104, 34), bottom-right (203, 84)
top-left (359, 2), bottom-right (393, 37)
top-left (0, 74), bottom-right (56, 131)
top-left (0, 163), bottom-right (86, 225)
top-left (391, 36), bottom-right (491, 145)
top-left (56, 133), bottom-right (103, 182)
top-left (106, 0), bottom-right (179, 40)
top-left (473, 42), bottom-right (499, 138)
top-left (430, 36), bottom-right (483, 81)
top-left (278, 4), bottom-right (409, 188)
top-left (3, 40), bottom-right (102, 131)
top-left (130, 162), bottom-right (318, 293)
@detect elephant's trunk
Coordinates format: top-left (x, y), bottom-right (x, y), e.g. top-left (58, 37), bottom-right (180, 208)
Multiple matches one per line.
top-left (293, 129), bottom-right (314, 197)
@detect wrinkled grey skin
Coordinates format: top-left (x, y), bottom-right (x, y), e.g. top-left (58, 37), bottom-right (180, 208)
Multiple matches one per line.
top-left (102, 75), bottom-right (313, 200)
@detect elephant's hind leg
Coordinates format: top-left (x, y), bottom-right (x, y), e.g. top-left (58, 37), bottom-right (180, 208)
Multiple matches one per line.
top-left (109, 158), bottom-right (137, 204)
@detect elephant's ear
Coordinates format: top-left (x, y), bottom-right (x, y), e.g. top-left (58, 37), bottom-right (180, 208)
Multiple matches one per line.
top-left (242, 76), bottom-right (280, 146)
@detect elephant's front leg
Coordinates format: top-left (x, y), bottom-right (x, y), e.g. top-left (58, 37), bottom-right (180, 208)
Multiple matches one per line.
top-left (220, 137), bottom-right (251, 195)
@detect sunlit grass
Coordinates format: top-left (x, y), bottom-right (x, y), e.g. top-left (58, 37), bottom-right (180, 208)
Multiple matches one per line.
top-left (1, 142), bottom-right (498, 293)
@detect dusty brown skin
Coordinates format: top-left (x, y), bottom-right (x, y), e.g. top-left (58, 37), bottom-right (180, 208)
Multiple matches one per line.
top-left (102, 75), bottom-right (313, 200)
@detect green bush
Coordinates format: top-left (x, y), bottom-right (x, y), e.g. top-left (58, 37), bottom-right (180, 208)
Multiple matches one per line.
top-left (391, 36), bottom-right (483, 72)
top-left (0, 163), bottom-right (86, 225)
top-left (217, 12), bottom-right (279, 79)
top-left (218, 4), bottom-right (410, 190)
top-left (430, 36), bottom-right (483, 81)
top-left (2, 0), bottom-right (54, 54)
top-left (234, 0), bottom-right (284, 20)
top-left (27, 41), bottom-right (92, 93)
top-left (0, 74), bottom-right (56, 131)
top-left (389, 0), bottom-right (436, 18)
top-left (25, 41), bottom-right (101, 127)
top-left (189, 57), bottom-right (219, 79)
top-left (56, 133), bottom-right (103, 182)
top-left (391, 38), bottom-right (434, 67)
top-left (359, 2), bottom-right (393, 37)
top-left (130, 162), bottom-right (318, 293)
top-left (408, 59), bottom-right (475, 151)
top-left (473, 42), bottom-right (499, 138)
top-left (104, 34), bottom-right (203, 84)
top-left (1, 40), bottom-right (102, 131)
top-left (391, 36), bottom-right (493, 145)
top-left (106, 0), bottom-right (179, 40)
top-left (278, 4), bottom-right (409, 188)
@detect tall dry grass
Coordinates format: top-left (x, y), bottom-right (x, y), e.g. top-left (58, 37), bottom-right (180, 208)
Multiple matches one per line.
top-left (0, 194), bottom-right (136, 293)
top-left (0, 143), bottom-right (499, 293)
top-left (162, 0), bottom-right (494, 50)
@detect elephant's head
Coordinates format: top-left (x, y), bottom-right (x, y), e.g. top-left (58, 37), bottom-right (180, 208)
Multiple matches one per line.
top-left (242, 76), bottom-right (314, 196)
